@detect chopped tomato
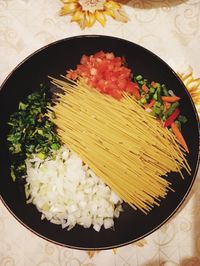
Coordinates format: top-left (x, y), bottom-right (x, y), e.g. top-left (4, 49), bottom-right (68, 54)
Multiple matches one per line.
top-left (80, 54), bottom-right (89, 65)
top-left (66, 51), bottom-right (138, 100)
top-left (117, 79), bottom-right (128, 91)
top-left (109, 89), bottom-right (122, 100)
top-left (111, 57), bottom-right (122, 67)
top-left (126, 82), bottom-right (140, 99)
top-left (67, 70), bottom-right (78, 80)
top-left (93, 50), bottom-right (106, 59)
top-left (77, 64), bottom-right (88, 75)
top-left (105, 52), bottom-right (115, 60)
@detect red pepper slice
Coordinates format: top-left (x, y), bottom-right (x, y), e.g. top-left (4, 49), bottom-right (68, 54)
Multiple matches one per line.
top-left (164, 108), bottom-right (180, 127)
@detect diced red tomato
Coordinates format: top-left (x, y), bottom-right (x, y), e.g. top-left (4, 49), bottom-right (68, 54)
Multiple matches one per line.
top-left (117, 79), bottom-right (128, 91)
top-left (66, 51), bottom-right (138, 100)
top-left (80, 54), bottom-right (89, 65)
top-left (109, 89), bottom-right (123, 100)
top-left (105, 52), bottom-right (115, 60)
top-left (111, 57), bottom-right (122, 67)
top-left (77, 64), bottom-right (88, 74)
top-left (67, 70), bottom-right (78, 80)
top-left (126, 82), bottom-right (140, 99)
top-left (93, 50), bottom-right (105, 59)
top-left (97, 79), bottom-right (107, 92)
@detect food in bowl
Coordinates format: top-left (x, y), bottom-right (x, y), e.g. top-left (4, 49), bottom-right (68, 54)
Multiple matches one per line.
top-left (7, 51), bottom-right (190, 231)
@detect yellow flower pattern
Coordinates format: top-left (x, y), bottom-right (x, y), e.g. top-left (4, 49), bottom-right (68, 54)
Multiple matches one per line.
top-left (59, 0), bottom-right (129, 29)
top-left (178, 67), bottom-right (200, 117)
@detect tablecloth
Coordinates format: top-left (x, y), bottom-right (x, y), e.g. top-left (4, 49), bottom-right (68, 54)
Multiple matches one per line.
top-left (0, 0), bottom-right (200, 265)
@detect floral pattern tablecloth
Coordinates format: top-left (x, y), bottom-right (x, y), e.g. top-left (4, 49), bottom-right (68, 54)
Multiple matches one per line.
top-left (0, 1), bottom-right (200, 265)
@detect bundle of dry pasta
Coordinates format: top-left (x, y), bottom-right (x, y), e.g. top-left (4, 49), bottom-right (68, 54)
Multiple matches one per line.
top-left (48, 77), bottom-right (190, 213)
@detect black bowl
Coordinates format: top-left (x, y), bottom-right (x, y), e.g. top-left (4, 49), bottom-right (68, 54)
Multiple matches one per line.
top-left (0, 35), bottom-right (199, 250)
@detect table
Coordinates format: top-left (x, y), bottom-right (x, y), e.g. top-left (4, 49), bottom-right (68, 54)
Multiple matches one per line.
top-left (0, 0), bottom-right (200, 265)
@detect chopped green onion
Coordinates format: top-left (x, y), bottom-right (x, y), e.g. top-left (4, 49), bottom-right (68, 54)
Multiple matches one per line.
top-left (37, 152), bottom-right (46, 160)
top-left (135, 75), bottom-right (143, 81)
top-left (156, 83), bottom-right (161, 88)
top-left (10, 167), bottom-right (16, 182)
top-left (37, 129), bottom-right (43, 135)
top-left (150, 87), bottom-right (155, 94)
top-left (51, 143), bottom-right (60, 150)
top-left (153, 92), bottom-right (158, 100)
top-left (19, 102), bottom-right (28, 110)
top-left (157, 86), bottom-right (163, 104)
top-left (140, 98), bottom-right (147, 104)
top-left (138, 80), bottom-right (144, 85)
top-left (165, 102), bottom-right (180, 118)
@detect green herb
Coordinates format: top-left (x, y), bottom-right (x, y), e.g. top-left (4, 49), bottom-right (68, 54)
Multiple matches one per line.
top-left (7, 84), bottom-right (61, 181)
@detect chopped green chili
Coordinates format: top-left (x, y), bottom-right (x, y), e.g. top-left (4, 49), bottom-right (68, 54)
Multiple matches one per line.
top-left (165, 102), bottom-right (180, 118)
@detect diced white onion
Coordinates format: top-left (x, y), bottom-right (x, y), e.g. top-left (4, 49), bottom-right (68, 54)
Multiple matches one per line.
top-left (25, 145), bottom-right (123, 231)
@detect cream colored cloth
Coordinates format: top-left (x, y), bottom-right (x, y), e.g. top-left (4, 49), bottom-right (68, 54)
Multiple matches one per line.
top-left (0, 0), bottom-right (200, 265)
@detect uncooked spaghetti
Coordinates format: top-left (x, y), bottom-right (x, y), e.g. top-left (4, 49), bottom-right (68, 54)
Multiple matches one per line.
top-left (48, 77), bottom-right (190, 213)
